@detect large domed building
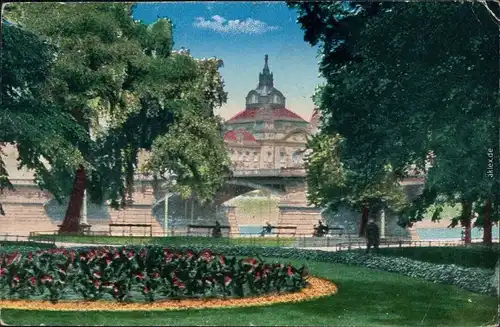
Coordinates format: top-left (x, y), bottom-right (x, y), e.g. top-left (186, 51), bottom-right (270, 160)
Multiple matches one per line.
top-left (223, 55), bottom-right (317, 171)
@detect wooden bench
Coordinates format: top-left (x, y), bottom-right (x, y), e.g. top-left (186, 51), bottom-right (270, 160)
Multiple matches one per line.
top-left (261, 225), bottom-right (297, 237)
top-left (327, 226), bottom-right (346, 237)
top-left (109, 223), bottom-right (152, 237)
top-left (187, 224), bottom-right (231, 237)
top-left (57, 223), bottom-right (92, 235)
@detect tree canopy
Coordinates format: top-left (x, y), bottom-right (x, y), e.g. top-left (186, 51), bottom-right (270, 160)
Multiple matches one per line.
top-left (3, 3), bottom-right (230, 210)
top-left (290, 1), bottom-right (498, 229)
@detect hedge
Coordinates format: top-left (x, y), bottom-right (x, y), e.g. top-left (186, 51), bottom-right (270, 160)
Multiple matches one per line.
top-left (361, 246), bottom-right (499, 269)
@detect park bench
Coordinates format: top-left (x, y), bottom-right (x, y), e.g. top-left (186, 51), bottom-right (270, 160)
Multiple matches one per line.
top-left (187, 224), bottom-right (231, 237)
top-left (260, 225), bottom-right (297, 237)
top-left (108, 223), bottom-right (152, 237)
top-left (57, 223), bottom-right (92, 235)
top-left (326, 226), bottom-right (346, 237)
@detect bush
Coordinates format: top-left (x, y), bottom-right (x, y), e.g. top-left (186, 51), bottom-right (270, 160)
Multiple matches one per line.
top-left (64, 245), bottom-right (495, 297)
top-left (371, 246), bottom-right (499, 269)
top-left (0, 247), bottom-right (307, 302)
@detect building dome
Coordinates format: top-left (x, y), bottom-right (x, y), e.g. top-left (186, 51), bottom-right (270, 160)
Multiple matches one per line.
top-left (245, 55), bottom-right (286, 110)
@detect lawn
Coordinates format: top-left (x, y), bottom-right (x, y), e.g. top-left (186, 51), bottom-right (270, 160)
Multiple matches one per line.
top-left (29, 234), bottom-right (295, 247)
top-left (1, 259), bottom-right (496, 326)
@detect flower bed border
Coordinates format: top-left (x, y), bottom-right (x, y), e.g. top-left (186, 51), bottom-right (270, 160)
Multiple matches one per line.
top-left (0, 277), bottom-right (337, 311)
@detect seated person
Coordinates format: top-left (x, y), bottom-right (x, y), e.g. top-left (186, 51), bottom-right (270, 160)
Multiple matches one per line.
top-left (314, 220), bottom-right (329, 237)
top-left (260, 222), bottom-right (273, 236)
top-left (212, 221), bottom-right (222, 238)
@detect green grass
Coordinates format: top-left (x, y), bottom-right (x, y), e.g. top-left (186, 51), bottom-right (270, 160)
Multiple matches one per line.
top-left (2, 259), bottom-right (496, 326)
top-left (29, 234), bottom-right (295, 247)
top-left (367, 245), bottom-right (500, 269)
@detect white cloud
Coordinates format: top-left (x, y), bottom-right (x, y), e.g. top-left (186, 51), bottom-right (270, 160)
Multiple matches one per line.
top-left (193, 15), bottom-right (279, 35)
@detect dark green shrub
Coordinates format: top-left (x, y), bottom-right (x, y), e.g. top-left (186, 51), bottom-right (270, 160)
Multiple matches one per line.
top-left (371, 246), bottom-right (499, 269)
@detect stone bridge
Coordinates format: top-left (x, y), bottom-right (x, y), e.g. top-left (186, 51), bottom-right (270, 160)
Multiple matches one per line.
top-left (150, 167), bottom-right (425, 236)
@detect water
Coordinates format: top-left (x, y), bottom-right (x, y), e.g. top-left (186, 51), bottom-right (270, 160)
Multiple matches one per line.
top-left (416, 227), bottom-right (499, 240)
top-left (241, 224), bottom-right (499, 240)
top-left (239, 225), bottom-right (263, 235)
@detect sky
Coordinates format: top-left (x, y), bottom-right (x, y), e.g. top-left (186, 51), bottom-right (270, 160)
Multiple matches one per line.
top-left (132, 1), bottom-right (323, 121)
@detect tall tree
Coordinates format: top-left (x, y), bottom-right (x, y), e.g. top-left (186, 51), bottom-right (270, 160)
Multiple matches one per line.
top-left (291, 1), bottom-right (499, 242)
top-left (4, 3), bottom-right (230, 233)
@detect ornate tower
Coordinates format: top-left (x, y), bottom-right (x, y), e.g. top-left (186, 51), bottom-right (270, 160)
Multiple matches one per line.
top-left (245, 55), bottom-right (286, 109)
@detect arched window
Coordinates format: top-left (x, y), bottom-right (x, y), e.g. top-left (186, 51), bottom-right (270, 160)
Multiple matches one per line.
top-left (251, 94), bottom-right (258, 103)
top-left (272, 94), bottom-right (280, 104)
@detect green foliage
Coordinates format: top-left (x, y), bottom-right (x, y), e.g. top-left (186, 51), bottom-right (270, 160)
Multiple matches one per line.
top-left (66, 244), bottom-right (496, 296)
top-left (0, 247), bottom-right (307, 302)
top-left (305, 133), bottom-right (408, 214)
top-left (292, 2), bottom-right (498, 226)
top-left (1, 21), bottom-right (91, 203)
top-left (374, 246), bottom-right (499, 269)
top-left (4, 3), bottom-right (230, 206)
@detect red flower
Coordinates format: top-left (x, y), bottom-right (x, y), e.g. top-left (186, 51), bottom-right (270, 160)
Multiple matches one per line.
top-left (28, 276), bottom-right (37, 285)
top-left (127, 251), bottom-right (134, 260)
top-left (224, 276), bottom-right (232, 286)
top-left (69, 251), bottom-right (76, 263)
top-left (287, 265), bottom-right (293, 277)
top-left (93, 280), bottom-right (100, 289)
top-left (243, 258), bottom-right (257, 265)
top-left (143, 286), bottom-right (149, 294)
top-left (0, 267), bottom-right (5, 278)
top-left (139, 249), bottom-right (147, 258)
top-left (12, 275), bottom-right (19, 282)
top-left (262, 264), bottom-right (270, 274)
top-left (254, 271), bottom-right (261, 281)
top-left (219, 256), bottom-right (225, 265)
top-left (152, 272), bottom-right (160, 279)
top-left (79, 253), bottom-right (87, 261)
top-left (26, 253), bottom-right (33, 261)
top-left (185, 251), bottom-right (194, 258)
top-left (173, 280), bottom-right (185, 289)
top-left (113, 286), bottom-right (119, 294)
top-left (106, 258), bottom-right (112, 265)
top-left (113, 251), bottom-right (120, 260)
top-left (135, 272), bottom-right (144, 280)
top-left (40, 275), bottom-right (52, 283)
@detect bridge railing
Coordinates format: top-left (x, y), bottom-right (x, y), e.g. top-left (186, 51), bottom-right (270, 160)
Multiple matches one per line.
top-left (231, 168), bottom-right (306, 177)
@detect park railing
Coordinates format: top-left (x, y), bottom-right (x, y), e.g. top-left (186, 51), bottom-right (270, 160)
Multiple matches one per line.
top-left (0, 233), bottom-right (56, 247)
top-left (24, 229), bottom-right (498, 250)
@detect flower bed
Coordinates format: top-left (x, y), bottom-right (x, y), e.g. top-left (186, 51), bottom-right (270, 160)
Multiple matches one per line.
top-left (0, 247), bottom-right (308, 303)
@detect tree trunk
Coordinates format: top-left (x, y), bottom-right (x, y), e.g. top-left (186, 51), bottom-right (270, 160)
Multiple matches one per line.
top-left (483, 199), bottom-right (492, 245)
top-left (461, 200), bottom-right (472, 245)
top-left (359, 206), bottom-right (368, 237)
top-left (58, 165), bottom-right (86, 234)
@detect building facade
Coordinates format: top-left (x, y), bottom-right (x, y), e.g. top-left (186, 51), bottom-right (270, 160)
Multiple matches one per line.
top-left (223, 55), bottom-right (318, 172)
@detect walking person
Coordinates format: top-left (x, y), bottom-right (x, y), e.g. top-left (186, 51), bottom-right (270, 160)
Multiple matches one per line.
top-left (365, 218), bottom-right (380, 254)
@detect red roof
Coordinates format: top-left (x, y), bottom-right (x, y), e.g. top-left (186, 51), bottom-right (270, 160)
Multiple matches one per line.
top-left (223, 129), bottom-right (257, 143)
top-left (227, 108), bottom-right (306, 122)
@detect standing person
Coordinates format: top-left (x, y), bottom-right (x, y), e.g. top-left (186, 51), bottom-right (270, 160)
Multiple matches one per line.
top-left (212, 220), bottom-right (222, 238)
top-left (365, 218), bottom-right (380, 254)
